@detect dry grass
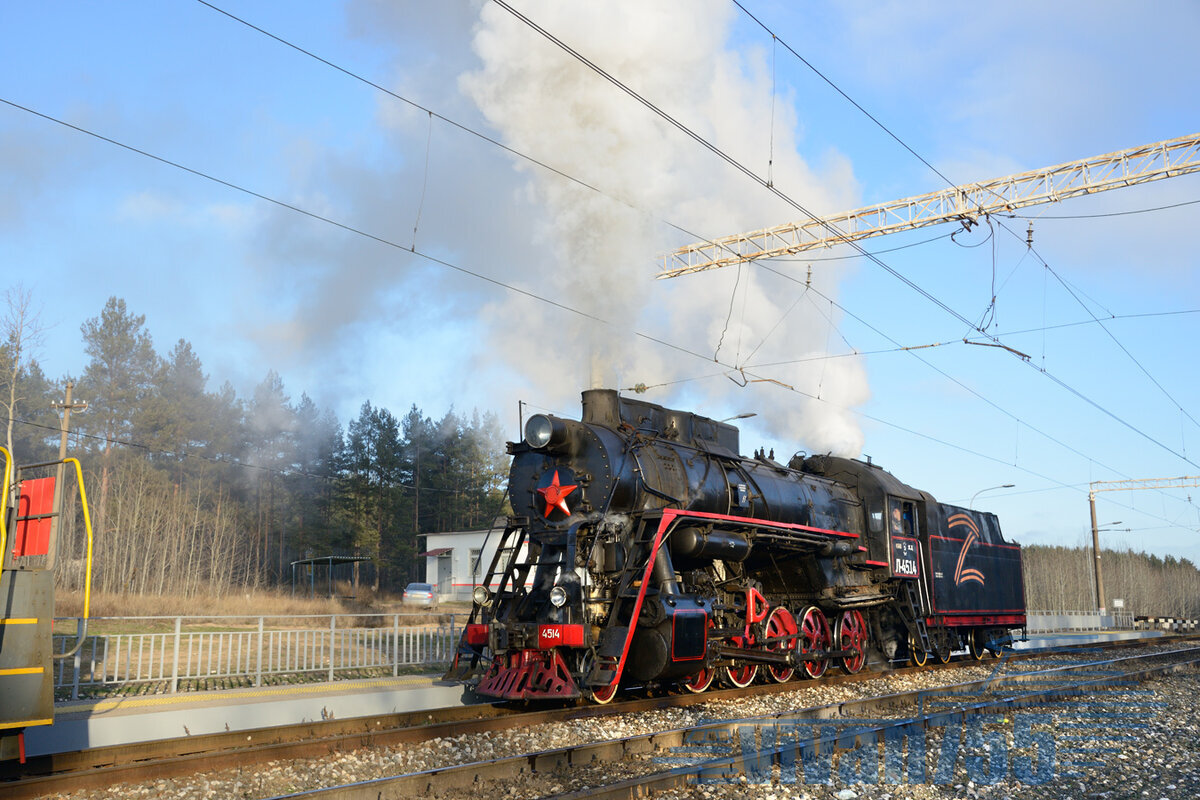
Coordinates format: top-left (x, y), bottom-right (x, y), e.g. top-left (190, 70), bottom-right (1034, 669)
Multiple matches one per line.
top-left (56, 586), bottom-right (386, 620)
top-left (51, 584), bottom-right (469, 636)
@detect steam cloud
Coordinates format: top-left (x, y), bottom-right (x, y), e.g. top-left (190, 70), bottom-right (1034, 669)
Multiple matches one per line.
top-left (460, 1), bottom-right (869, 456)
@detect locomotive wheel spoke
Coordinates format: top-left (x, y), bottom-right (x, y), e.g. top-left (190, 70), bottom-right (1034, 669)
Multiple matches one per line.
top-left (683, 666), bottom-right (714, 693)
top-left (586, 681), bottom-right (618, 704)
top-left (969, 628), bottom-right (987, 661)
top-left (799, 606), bottom-right (831, 679)
top-left (835, 609), bottom-right (868, 674)
top-left (764, 606), bottom-right (797, 683)
top-left (908, 632), bottom-right (929, 667)
top-left (581, 652), bottom-right (618, 704)
top-left (723, 633), bottom-right (758, 687)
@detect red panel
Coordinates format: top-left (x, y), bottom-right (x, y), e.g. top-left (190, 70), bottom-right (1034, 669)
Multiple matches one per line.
top-left (476, 649), bottom-right (580, 700)
top-left (538, 624), bottom-right (584, 648)
top-left (929, 614), bottom-right (1026, 627)
top-left (465, 624), bottom-right (489, 646)
top-left (13, 477), bottom-right (56, 558)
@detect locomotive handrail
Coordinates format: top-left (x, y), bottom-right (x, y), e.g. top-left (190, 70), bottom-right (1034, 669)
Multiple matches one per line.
top-left (0, 446), bottom-right (10, 574)
top-left (53, 458), bottom-right (95, 660)
top-left (589, 510), bottom-right (676, 696)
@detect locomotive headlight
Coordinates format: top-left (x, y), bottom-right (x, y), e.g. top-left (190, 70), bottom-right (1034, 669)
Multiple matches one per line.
top-left (472, 586), bottom-right (492, 607)
top-left (549, 585), bottom-right (568, 608)
top-left (524, 414), bottom-right (554, 448)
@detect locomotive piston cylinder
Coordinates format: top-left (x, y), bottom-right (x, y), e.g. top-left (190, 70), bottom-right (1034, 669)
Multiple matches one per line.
top-left (670, 526), bottom-right (751, 563)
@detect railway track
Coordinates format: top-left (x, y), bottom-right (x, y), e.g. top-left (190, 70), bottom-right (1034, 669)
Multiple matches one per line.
top-left (4, 638), bottom-right (1191, 799)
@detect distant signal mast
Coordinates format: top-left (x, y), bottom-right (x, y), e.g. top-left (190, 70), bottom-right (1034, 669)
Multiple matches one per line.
top-left (660, 133), bottom-right (1200, 278)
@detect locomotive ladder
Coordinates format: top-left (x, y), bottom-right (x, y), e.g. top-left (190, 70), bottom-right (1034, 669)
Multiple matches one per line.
top-left (896, 578), bottom-right (932, 655)
top-left (444, 520), bottom-right (530, 680)
top-left (588, 514), bottom-right (666, 690)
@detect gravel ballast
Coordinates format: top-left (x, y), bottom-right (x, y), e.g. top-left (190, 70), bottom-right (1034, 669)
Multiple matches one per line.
top-left (37, 647), bottom-right (1199, 800)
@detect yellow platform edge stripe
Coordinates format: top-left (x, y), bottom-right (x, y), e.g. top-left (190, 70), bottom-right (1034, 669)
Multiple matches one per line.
top-left (0, 667), bottom-right (44, 676)
top-left (0, 719), bottom-right (53, 731)
top-left (0, 618), bottom-right (38, 625)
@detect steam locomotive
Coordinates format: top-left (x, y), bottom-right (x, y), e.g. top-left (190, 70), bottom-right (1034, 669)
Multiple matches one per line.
top-left (447, 389), bottom-right (1025, 702)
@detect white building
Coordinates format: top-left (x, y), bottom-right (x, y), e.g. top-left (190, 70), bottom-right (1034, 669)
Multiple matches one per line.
top-left (420, 521), bottom-right (531, 602)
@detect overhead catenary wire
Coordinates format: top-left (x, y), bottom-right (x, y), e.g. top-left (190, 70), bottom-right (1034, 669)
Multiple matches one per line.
top-left (488, 0), bottom-right (1200, 473)
top-left (991, 217), bottom-right (1200, 435)
top-left (5, 105), bottom-right (1193, 538)
top-left (730, 0), bottom-right (959, 192)
top-left (204, 1), bottom-right (1200, 533)
top-left (488, 0), bottom-right (980, 334)
top-left (728, 0), bottom-right (1200, 460)
top-left (1009, 197), bottom-right (1200, 220)
top-left (10, 415), bottom-right (487, 494)
top-left (0, 91), bottom-right (1078, 514)
top-left (9, 7), bottom-right (1197, 533)
top-left (193, 0), bottom-right (1092, 438)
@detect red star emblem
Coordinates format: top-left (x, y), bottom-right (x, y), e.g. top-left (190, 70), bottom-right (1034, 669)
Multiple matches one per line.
top-left (536, 470), bottom-right (577, 517)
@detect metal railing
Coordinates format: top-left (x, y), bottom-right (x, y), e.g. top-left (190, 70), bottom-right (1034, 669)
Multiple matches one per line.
top-left (52, 613), bottom-right (464, 700)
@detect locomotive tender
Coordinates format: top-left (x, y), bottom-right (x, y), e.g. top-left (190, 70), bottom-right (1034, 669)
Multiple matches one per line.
top-left (448, 389), bottom-right (1025, 702)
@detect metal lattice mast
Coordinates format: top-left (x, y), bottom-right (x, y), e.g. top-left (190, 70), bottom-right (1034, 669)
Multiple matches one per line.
top-left (660, 133), bottom-right (1200, 278)
top-left (1088, 475), bottom-right (1200, 611)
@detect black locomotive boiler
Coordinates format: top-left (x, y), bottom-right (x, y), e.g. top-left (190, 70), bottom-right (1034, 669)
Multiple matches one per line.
top-left (447, 389), bottom-right (1025, 702)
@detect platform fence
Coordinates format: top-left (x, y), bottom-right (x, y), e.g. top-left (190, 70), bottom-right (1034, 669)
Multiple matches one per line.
top-left (52, 609), bottom-right (1164, 700)
top-left (51, 613), bottom-right (465, 700)
top-left (1024, 608), bottom-right (1135, 632)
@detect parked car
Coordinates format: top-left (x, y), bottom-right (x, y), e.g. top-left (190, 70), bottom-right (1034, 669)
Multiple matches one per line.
top-left (402, 582), bottom-right (437, 608)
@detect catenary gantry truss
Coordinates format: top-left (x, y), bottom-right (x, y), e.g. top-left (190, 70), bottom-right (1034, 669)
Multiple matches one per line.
top-left (1087, 475), bottom-right (1200, 611)
top-left (660, 133), bottom-right (1200, 278)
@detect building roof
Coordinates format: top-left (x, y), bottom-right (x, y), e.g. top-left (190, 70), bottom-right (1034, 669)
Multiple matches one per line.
top-left (290, 555), bottom-right (372, 567)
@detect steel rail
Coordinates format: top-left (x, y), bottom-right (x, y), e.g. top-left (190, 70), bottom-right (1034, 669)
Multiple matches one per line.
top-left (544, 646), bottom-right (1200, 800)
top-left (3, 637), bottom-right (1186, 798)
top-left (269, 644), bottom-right (1200, 799)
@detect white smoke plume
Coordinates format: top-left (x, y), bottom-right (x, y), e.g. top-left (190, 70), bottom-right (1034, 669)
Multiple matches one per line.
top-left (460, 1), bottom-right (869, 456)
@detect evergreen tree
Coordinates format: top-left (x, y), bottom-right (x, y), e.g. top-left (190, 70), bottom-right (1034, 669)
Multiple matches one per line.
top-left (77, 297), bottom-right (160, 538)
top-left (248, 370), bottom-right (297, 585)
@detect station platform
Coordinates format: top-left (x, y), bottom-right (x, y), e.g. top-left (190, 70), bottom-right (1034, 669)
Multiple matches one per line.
top-left (1015, 629), bottom-right (1165, 650)
top-left (23, 674), bottom-right (472, 757)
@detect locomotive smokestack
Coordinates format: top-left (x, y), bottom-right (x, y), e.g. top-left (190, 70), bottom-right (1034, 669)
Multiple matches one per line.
top-left (581, 388), bottom-right (620, 427)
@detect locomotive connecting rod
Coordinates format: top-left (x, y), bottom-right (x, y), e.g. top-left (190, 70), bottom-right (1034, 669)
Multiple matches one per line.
top-left (716, 644), bottom-right (855, 665)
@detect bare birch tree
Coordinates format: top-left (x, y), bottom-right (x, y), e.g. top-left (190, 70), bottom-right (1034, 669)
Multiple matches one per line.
top-left (0, 285), bottom-right (47, 458)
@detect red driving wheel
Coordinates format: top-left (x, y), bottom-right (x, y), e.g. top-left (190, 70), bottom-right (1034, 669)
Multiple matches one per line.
top-left (799, 606), bottom-right (831, 679)
top-left (835, 609), bottom-right (868, 674)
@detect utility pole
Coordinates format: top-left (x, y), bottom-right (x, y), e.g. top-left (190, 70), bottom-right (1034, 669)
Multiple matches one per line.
top-left (1088, 475), bottom-right (1200, 614)
top-left (1088, 489), bottom-right (1104, 613)
top-left (48, 381), bottom-right (87, 566)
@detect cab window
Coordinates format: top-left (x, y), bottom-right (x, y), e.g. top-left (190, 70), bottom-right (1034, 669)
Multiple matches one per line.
top-left (889, 499), bottom-right (916, 538)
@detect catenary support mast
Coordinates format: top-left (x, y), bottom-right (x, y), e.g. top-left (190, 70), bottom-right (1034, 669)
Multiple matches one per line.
top-left (661, 133), bottom-right (1200, 278)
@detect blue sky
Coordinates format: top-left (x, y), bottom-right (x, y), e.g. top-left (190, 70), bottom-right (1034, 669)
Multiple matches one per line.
top-left (3, 1), bottom-right (1200, 572)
